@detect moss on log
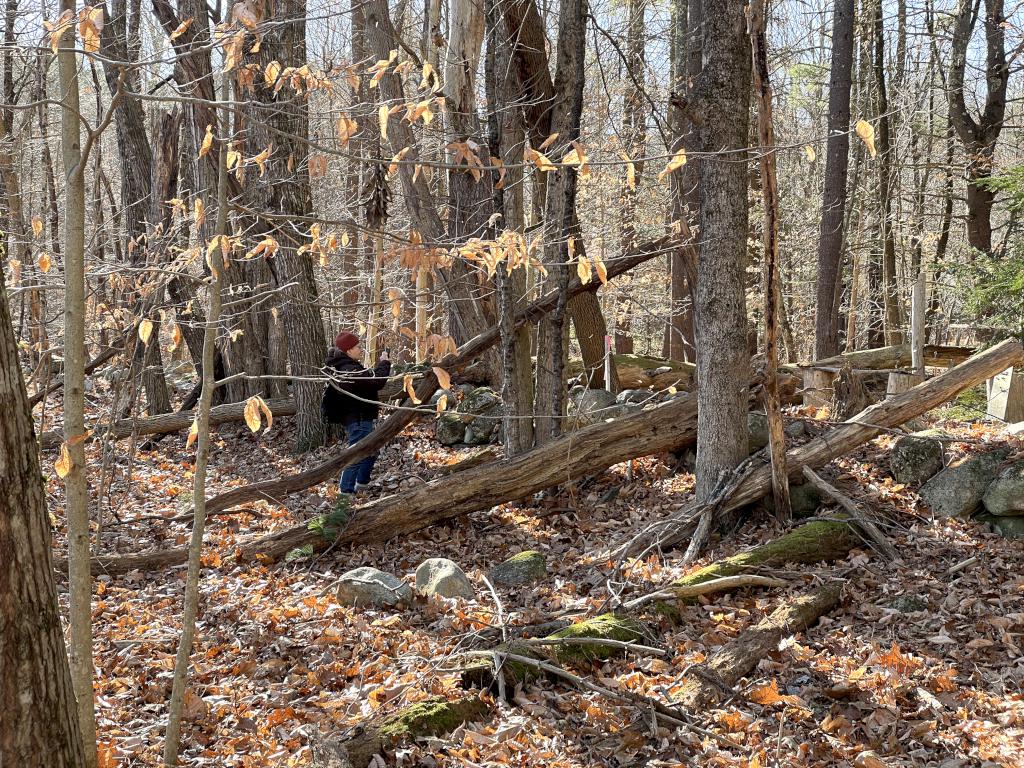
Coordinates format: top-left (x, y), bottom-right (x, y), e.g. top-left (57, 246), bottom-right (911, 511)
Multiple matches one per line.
top-left (655, 520), bottom-right (860, 618)
top-left (338, 695), bottom-right (491, 768)
top-left (547, 613), bottom-right (647, 665)
top-left (461, 613), bottom-right (648, 691)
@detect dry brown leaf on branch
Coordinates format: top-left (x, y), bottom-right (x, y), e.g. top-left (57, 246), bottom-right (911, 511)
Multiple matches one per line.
top-left (36, 252), bottom-right (51, 273)
top-left (54, 442), bottom-right (72, 478)
top-left (658, 147), bottom-right (687, 182)
top-left (855, 119), bottom-right (877, 159)
top-left (169, 17), bottom-right (193, 40)
top-left (138, 318), bottom-right (154, 345)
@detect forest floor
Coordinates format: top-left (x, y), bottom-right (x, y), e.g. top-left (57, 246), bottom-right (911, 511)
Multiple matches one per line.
top-left (41, 395), bottom-right (1024, 768)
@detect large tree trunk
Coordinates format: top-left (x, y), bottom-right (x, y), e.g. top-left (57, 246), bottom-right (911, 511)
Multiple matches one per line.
top-left (0, 233), bottom-right (86, 768)
top-left (948, 0), bottom-right (1008, 256)
top-left (814, 0), bottom-right (853, 358)
top-left (486, 0), bottom-right (535, 454)
top-left (240, 0), bottom-right (327, 451)
top-left (693, 0), bottom-right (751, 500)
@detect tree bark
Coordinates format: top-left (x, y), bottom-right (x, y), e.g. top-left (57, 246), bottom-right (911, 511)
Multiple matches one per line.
top-left (56, 0), bottom-right (97, 758)
top-left (0, 200), bottom-right (86, 768)
top-left (872, 0), bottom-right (903, 344)
top-left (814, 0), bottom-right (853, 358)
top-left (240, 0), bottom-right (327, 451)
top-left (948, 0), bottom-right (1008, 256)
top-left (533, 0), bottom-right (587, 443)
top-left (693, 0), bottom-right (751, 500)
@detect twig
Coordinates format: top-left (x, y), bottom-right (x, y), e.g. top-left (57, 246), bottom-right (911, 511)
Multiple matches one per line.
top-left (623, 574), bottom-right (787, 611)
top-left (947, 555), bottom-right (978, 574)
top-left (801, 466), bottom-right (899, 561)
top-left (461, 650), bottom-right (742, 749)
top-left (519, 637), bottom-right (667, 656)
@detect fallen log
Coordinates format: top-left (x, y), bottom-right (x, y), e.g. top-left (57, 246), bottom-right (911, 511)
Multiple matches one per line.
top-left (81, 237), bottom-right (678, 575)
top-left (672, 581), bottom-right (843, 709)
top-left (39, 397), bottom-right (297, 449)
top-left (786, 343), bottom-right (974, 373)
top-left (619, 339), bottom-right (1023, 558)
top-left (651, 519), bottom-right (860, 621)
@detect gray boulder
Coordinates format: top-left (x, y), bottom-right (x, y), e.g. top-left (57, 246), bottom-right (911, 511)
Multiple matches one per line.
top-left (976, 514), bottom-right (1024, 539)
top-left (488, 551), bottom-right (547, 586)
top-left (415, 558), bottom-right (475, 599)
top-left (748, 414), bottom-right (805, 454)
top-left (567, 388), bottom-right (618, 428)
top-left (890, 430), bottom-right (946, 485)
top-left (616, 389), bottom-right (654, 405)
top-left (435, 387), bottom-right (502, 446)
top-left (336, 567), bottom-right (412, 608)
top-left (919, 448), bottom-right (1010, 518)
top-left (982, 460), bottom-right (1024, 516)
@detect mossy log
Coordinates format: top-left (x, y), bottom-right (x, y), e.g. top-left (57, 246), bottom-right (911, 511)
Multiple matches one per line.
top-left (653, 520), bottom-right (859, 619)
top-left (673, 582), bottom-right (843, 709)
top-left (328, 695), bottom-right (491, 768)
top-left (461, 613), bottom-right (649, 691)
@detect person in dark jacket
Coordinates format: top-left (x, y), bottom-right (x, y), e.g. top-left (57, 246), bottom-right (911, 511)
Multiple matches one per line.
top-left (322, 331), bottom-right (392, 494)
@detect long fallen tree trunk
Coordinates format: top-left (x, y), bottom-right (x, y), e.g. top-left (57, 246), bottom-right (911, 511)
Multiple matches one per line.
top-left (39, 397), bottom-right (297, 449)
top-left (618, 339), bottom-right (1023, 558)
top-left (79, 237), bottom-right (676, 574)
top-left (785, 343), bottom-right (974, 373)
top-left (89, 385), bottom-right (702, 574)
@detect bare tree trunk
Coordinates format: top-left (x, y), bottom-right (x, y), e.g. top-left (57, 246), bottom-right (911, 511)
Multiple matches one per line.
top-left (0, 233), bottom-right (87, 768)
top-left (240, 0), bottom-right (327, 451)
top-left (534, 0), bottom-right (587, 443)
top-left (487, 0), bottom-right (534, 454)
top-left (948, 0), bottom-right (1007, 256)
top-left (693, 0), bottom-right (751, 500)
top-left (814, 0), bottom-right (853, 358)
top-left (872, 0), bottom-right (903, 344)
top-left (749, 0), bottom-right (790, 518)
top-left (56, 0), bottom-right (97, 759)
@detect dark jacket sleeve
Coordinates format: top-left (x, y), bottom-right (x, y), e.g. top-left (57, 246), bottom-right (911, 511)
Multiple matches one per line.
top-left (337, 359), bottom-right (391, 402)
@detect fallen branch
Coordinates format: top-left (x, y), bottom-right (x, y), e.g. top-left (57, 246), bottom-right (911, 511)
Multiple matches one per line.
top-left (39, 397), bottom-right (296, 449)
top-left (623, 574), bottom-right (787, 611)
top-left (801, 466), bottom-right (898, 561)
top-left (672, 581), bottom-right (843, 709)
top-left (618, 339), bottom-right (1023, 559)
top-left (786, 343), bottom-right (975, 373)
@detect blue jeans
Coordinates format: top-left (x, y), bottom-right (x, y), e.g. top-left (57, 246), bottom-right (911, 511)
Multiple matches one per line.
top-left (339, 419), bottom-right (378, 492)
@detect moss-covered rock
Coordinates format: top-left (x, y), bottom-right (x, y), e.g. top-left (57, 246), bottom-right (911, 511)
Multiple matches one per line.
top-left (547, 613), bottom-right (647, 665)
top-left (459, 642), bottom-right (544, 691)
top-left (488, 550), bottom-right (547, 586)
top-left (340, 695), bottom-right (492, 768)
top-left (377, 696), bottom-right (490, 742)
top-left (764, 481), bottom-right (822, 518)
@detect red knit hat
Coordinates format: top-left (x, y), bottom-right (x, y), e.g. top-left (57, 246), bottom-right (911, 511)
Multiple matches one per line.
top-left (335, 331), bottom-right (360, 351)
